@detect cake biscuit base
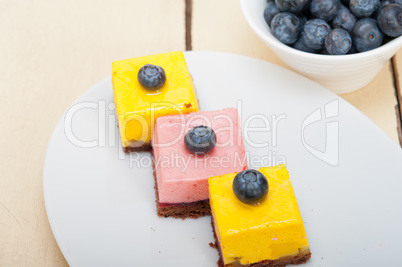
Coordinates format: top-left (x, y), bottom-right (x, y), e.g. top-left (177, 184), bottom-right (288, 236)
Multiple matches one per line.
top-left (157, 198), bottom-right (211, 219)
top-left (211, 218), bottom-right (311, 267)
top-left (122, 142), bottom-right (152, 153)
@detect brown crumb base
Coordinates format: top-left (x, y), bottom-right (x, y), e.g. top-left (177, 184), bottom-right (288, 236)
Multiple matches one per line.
top-left (152, 153), bottom-right (211, 219)
top-left (211, 218), bottom-right (311, 267)
top-left (122, 142), bottom-right (151, 153)
top-left (157, 199), bottom-right (211, 219)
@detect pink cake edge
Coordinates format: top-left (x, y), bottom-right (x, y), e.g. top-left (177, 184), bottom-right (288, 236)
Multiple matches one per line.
top-left (152, 108), bottom-right (248, 204)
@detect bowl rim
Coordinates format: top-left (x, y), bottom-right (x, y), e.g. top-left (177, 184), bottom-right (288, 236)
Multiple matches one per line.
top-left (240, 0), bottom-right (402, 61)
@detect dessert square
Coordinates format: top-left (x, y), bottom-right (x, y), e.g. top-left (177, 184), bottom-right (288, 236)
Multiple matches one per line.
top-left (209, 165), bottom-right (311, 266)
top-left (152, 108), bottom-right (248, 218)
top-left (112, 51), bottom-right (199, 152)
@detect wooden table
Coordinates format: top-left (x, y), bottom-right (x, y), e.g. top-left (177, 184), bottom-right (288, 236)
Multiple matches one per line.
top-left (0, 1), bottom-right (401, 266)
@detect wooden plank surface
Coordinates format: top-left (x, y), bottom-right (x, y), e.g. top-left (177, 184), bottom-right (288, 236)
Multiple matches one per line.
top-left (341, 61), bottom-right (400, 144)
top-left (192, 0), bottom-right (401, 144)
top-left (0, 1), bottom-right (185, 266)
top-left (1, 0), bottom-right (401, 266)
top-left (392, 51), bottom-right (402, 145)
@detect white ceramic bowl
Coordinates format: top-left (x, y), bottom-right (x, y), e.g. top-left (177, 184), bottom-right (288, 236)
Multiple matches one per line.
top-left (240, 0), bottom-right (402, 93)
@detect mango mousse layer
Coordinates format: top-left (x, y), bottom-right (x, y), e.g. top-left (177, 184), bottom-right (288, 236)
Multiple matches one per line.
top-left (112, 51), bottom-right (199, 151)
top-left (209, 165), bottom-right (311, 266)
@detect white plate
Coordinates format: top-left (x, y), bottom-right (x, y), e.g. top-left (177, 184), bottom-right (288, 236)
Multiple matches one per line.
top-left (44, 52), bottom-right (402, 267)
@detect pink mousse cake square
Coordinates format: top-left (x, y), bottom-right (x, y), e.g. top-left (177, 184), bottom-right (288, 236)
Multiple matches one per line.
top-left (152, 108), bottom-right (248, 218)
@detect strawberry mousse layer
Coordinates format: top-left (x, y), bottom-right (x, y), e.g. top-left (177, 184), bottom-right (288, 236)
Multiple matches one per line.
top-left (152, 108), bottom-right (247, 204)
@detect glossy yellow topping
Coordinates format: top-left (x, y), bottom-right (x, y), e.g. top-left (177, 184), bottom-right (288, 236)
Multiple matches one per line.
top-left (112, 51), bottom-right (199, 148)
top-left (209, 165), bottom-right (309, 265)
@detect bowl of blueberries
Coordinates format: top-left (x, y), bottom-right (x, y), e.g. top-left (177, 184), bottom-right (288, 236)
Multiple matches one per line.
top-left (240, 0), bottom-right (402, 93)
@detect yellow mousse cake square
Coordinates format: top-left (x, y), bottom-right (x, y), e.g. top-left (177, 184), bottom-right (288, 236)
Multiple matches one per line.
top-left (208, 165), bottom-right (310, 266)
top-left (112, 51), bottom-right (199, 151)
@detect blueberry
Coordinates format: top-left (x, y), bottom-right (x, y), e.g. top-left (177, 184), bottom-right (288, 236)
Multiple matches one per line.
top-left (275, 0), bottom-right (310, 13)
top-left (137, 64), bottom-right (166, 90)
top-left (264, 1), bottom-right (281, 26)
top-left (381, 0), bottom-right (402, 6)
top-left (378, 4), bottom-right (402, 37)
top-left (303, 0), bottom-right (313, 12)
top-left (293, 33), bottom-right (320, 52)
top-left (373, 0), bottom-right (402, 19)
top-left (303, 19), bottom-right (332, 49)
top-left (184, 126), bottom-right (216, 155)
top-left (332, 5), bottom-right (357, 32)
top-left (352, 18), bottom-right (384, 51)
top-left (310, 0), bottom-right (341, 21)
top-left (299, 15), bottom-right (308, 30)
top-left (325, 28), bottom-right (352, 54)
top-left (348, 44), bottom-right (358, 53)
top-left (320, 47), bottom-right (331, 54)
top-left (350, 0), bottom-right (380, 18)
top-left (232, 170), bottom-right (269, 205)
top-left (271, 12), bottom-right (301, 44)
